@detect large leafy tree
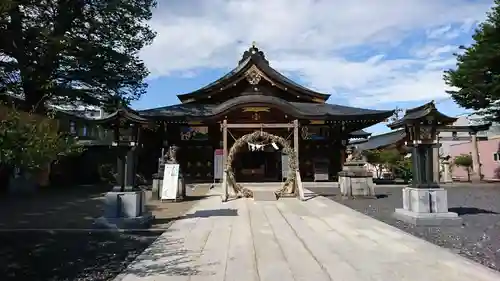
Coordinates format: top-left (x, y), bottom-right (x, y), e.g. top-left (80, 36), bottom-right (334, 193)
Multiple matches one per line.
top-left (0, 103), bottom-right (83, 174)
top-left (0, 0), bottom-right (156, 112)
top-left (444, 0), bottom-right (500, 121)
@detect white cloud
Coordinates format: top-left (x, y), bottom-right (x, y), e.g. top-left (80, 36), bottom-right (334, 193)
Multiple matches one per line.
top-left (140, 0), bottom-right (492, 106)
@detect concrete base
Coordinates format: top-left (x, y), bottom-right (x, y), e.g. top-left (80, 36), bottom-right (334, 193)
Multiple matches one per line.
top-left (393, 208), bottom-right (462, 226)
top-left (338, 176), bottom-right (375, 197)
top-left (253, 190), bottom-right (278, 201)
top-left (338, 161), bottom-right (375, 197)
top-left (151, 178), bottom-right (162, 200)
top-left (94, 190), bottom-right (155, 230)
top-left (393, 187), bottom-right (462, 226)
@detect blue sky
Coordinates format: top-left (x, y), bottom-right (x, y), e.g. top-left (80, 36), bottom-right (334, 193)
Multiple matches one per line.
top-left (132, 0), bottom-right (494, 134)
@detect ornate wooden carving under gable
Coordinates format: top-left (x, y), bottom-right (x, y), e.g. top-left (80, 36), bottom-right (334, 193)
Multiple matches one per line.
top-left (245, 67), bottom-right (262, 85)
top-left (242, 107), bottom-right (270, 113)
top-left (251, 112), bottom-right (260, 121)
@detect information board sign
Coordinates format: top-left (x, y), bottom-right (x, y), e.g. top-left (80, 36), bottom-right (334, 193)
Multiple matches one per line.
top-left (161, 164), bottom-right (180, 200)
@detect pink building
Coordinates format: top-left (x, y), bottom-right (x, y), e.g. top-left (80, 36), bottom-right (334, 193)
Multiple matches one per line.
top-left (449, 136), bottom-right (500, 180)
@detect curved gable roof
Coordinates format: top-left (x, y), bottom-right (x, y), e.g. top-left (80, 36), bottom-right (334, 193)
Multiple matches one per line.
top-left (176, 45), bottom-right (330, 103)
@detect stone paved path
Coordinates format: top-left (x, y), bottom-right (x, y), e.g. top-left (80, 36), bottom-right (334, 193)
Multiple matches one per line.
top-left (115, 190), bottom-right (500, 281)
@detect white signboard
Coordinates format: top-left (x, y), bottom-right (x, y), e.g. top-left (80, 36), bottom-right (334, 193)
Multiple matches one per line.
top-left (214, 149), bottom-right (223, 180)
top-left (161, 164), bottom-right (180, 200)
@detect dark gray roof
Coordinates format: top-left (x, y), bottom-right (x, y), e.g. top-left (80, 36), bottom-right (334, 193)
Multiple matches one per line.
top-left (139, 95), bottom-right (394, 120)
top-left (349, 129), bottom-right (371, 138)
top-left (94, 105), bottom-right (150, 124)
top-left (389, 101), bottom-right (456, 129)
top-left (354, 129), bottom-right (406, 151)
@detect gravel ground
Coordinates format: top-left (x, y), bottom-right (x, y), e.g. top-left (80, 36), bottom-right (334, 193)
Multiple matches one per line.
top-left (0, 230), bottom-right (162, 281)
top-left (311, 184), bottom-right (500, 272)
top-left (0, 185), bottom-right (210, 280)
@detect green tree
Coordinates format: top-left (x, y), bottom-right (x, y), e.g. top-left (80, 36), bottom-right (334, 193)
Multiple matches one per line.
top-left (0, 0), bottom-right (157, 112)
top-left (364, 148), bottom-right (409, 180)
top-left (444, 0), bottom-right (500, 121)
top-left (0, 103), bottom-right (83, 177)
top-left (394, 156), bottom-right (412, 182)
top-left (379, 149), bottom-right (402, 174)
top-left (363, 149), bottom-right (383, 178)
top-left (454, 154), bottom-right (473, 181)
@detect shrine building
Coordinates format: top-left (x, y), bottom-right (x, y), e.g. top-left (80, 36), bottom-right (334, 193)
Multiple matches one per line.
top-left (137, 44), bottom-right (394, 183)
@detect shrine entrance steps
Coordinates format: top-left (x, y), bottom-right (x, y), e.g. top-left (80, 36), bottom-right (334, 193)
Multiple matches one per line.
top-left (240, 182), bottom-right (281, 201)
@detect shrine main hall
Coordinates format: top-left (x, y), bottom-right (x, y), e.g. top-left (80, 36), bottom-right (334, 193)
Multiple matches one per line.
top-left (137, 45), bottom-right (394, 182)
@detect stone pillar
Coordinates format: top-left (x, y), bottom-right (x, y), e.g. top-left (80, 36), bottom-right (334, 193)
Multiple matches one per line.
top-left (410, 144), bottom-right (439, 189)
top-left (470, 132), bottom-right (481, 182)
top-left (124, 147), bottom-right (137, 190)
top-left (442, 160), bottom-right (452, 183)
top-left (112, 152), bottom-right (126, 192)
top-left (433, 134), bottom-right (440, 183)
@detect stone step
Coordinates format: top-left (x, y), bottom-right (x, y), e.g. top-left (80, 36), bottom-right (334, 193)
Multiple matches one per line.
top-left (253, 190), bottom-right (278, 201)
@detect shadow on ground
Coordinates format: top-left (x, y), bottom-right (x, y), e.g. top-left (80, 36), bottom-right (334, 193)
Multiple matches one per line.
top-left (0, 185), bottom-right (214, 280)
top-left (152, 208), bottom-right (238, 226)
top-left (0, 230), bottom-right (163, 281)
top-left (449, 207), bottom-right (499, 216)
top-left (116, 232), bottom-right (218, 278)
top-left (0, 185), bottom-right (111, 229)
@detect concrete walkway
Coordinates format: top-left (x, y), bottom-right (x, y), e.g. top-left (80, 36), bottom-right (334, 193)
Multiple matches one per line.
top-left (115, 192), bottom-right (500, 281)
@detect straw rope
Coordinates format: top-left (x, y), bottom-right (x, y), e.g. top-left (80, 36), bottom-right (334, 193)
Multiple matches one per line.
top-left (225, 130), bottom-right (297, 199)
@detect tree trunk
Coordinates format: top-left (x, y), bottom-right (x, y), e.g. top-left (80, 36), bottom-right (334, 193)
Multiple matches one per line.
top-left (22, 83), bottom-right (47, 113)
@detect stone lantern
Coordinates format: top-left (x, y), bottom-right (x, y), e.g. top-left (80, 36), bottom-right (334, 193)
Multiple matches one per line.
top-left (389, 101), bottom-right (462, 226)
top-left (93, 104), bottom-right (154, 229)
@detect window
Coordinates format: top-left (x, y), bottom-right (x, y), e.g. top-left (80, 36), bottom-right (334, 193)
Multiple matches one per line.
top-left (494, 153), bottom-right (499, 162)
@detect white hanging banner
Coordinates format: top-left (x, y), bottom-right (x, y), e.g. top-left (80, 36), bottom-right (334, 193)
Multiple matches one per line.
top-left (161, 164), bottom-right (180, 200)
top-left (214, 149), bottom-right (223, 180)
top-left (281, 153), bottom-right (289, 179)
top-left (248, 142), bottom-right (265, 151)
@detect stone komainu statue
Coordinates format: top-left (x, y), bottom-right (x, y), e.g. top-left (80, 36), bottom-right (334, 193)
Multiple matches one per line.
top-left (166, 145), bottom-right (178, 164)
top-left (157, 145), bottom-right (179, 176)
top-left (346, 146), bottom-right (363, 162)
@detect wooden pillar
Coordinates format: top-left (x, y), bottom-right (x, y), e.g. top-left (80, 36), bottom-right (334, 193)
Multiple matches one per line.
top-left (470, 132), bottom-right (481, 182)
top-left (222, 119), bottom-right (228, 201)
top-left (294, 119), bottom-right (305, 200)
top-left (293, 120), bottom-right (299, 170)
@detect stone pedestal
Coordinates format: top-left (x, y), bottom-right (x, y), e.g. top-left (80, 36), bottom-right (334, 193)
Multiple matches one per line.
top-left (151, 173), bottom-right (162, 200)
top-left (338, 161), bottom-right (375, 197)
top-left (393, 187), bottom-right (462, 226)
top-left (94, 190), bottom-right (154, 229)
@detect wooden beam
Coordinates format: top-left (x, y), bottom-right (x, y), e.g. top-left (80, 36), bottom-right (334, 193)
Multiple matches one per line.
top-left (438, 127), bottom-right (477, 133)
top-left (439, 136), bottom-right (488, 141)
top-left (225, 123), bottom-right (295, 129)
